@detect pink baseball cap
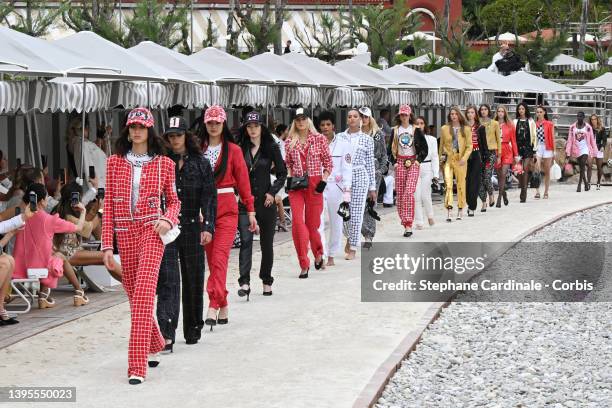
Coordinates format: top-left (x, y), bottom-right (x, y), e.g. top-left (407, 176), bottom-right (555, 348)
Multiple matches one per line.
top-left (399, 105), bottom-right (412, 116)
top-left (204, 105), bottom-right (227, 124)
top-left (126, 107), bottom-right (155, 128)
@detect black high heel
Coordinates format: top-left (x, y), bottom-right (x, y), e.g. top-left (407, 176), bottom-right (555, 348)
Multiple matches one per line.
top-left (263, 290), bottom-right (273, 296)
top-left (204, 318), bottom-right (217, 331)
top-left (238, 285), bottom-right (251, 302)
top-left (503, 192), bottom-right (509, 206)
top-left (314, 257), bottom-right (324, 270)
top-left (299, 268), bottom-right (309, 279)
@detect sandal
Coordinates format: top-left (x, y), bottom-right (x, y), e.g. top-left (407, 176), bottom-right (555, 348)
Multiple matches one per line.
top-left (74, 289), bottom-right (90, 307)
top-left (38, 288), bottom-right (56, 309)
top-left (534, 193), bottom-right (541, 199)
top-left (543, 193), bottom-right (549, 199)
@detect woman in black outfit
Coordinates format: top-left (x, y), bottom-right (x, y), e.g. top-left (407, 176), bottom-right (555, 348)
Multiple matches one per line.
top-left (237, 111), bottom-right (287, 299)
top-left (156, 116), bottom-right (217, 350)
top-left (589, 114), bottom-right (607, 190)
top-left (464, 106), bottom-right (489, 217)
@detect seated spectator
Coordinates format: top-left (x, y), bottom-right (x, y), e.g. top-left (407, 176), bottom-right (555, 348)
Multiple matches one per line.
top-left (0, 206), bottom-right (35, 325)
top-left (53, 182), bottom-right (122, 282)
top-left (12, 183), bottom-right (90, 309)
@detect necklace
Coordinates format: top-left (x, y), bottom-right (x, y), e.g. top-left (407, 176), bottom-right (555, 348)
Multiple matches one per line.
top-left (129, 150), bottom-right (149, 158)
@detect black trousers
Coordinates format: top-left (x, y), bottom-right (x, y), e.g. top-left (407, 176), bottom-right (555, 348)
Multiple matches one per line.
top-left (156, 224), bottom-right (206, 343)
top-left (238, 200), bottom-right (277, 286)
top-left (466, 150), bottom-right (482, 211)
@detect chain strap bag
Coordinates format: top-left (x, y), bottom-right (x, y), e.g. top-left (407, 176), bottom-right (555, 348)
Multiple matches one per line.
top-left (157, 158), bottom-right (180, 245)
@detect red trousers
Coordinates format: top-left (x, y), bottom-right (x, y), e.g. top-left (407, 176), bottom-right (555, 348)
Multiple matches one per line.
top-left (288, 176), bottom-right (324, 269)
top-left (205, 193), bottom-right (238, 309)
top-left (395, 158), bottom-right (420, 228)
top-left (116, 221), bottom-right (166, 378)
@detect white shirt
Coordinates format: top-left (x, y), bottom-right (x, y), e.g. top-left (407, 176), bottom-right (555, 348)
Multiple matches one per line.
top-left (488, 52), bottom-right (503, 73)
top-left (327, 133), bottom-right (353, 190)
top-left (0, 214), bottom-right (24, 235)
top-left (73, 139), bottom-right (108, 188)
top-left (272, 134), bottom-right (286, 160)
top-left (126, 151), bottom-right (153, 212)
top-left (205, 144), bottom-right (222, 170)
top-left (575, 128), bottom-right (589, 156)
top-left (423, 134), bottom-right (440, 179)
top-left (397, 125), bottom-right (416, 156)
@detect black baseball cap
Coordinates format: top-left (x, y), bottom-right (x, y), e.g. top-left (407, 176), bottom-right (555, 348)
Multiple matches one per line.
top-left (244, 111), bottom-right (262, 125)
top-left (164, 116), bottom-right (187, 135)
top-left (291, 107), bottom-right (310, 120)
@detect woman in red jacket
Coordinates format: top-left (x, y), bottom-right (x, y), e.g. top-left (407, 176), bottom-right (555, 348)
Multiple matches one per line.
top-left (493, 105), bottom-right (518, 207)
top-left (198, 105), bottom-right (256, 330)
top-left (285, 108), bottom-right (332, 278)
top-left (102, 107), bottom-right (181, 385)
top-left (534, 105), bottom-right (555, 199)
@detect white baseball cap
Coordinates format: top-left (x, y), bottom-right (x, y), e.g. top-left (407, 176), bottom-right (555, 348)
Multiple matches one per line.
top-left (358, 106), bottom-right (372, 117)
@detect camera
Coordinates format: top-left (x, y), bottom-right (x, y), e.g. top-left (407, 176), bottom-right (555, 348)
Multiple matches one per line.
top-left (29, 192), bottom-right (37, 212)
top-left (71, 192), bottom-right (80, 207)
top-left (97, 188), bottom-right (105, 200)
top-left (89, 166), bottom-right (96, 180)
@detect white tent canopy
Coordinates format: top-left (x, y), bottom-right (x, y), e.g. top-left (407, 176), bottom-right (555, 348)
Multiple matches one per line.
top-left (506, 71), bottom-right (572, 93)
top-left (425, 67), bottom-right (484, 90)
top-left (0, 26), bottom-right (121, 78)
top-left (244, 53), bottom-right (315, 86)
top-left (487, 32), bottom-right (528, 42)
top-left (189, 47), bottom-right (273, 84)
top-left (53, 31), bottom-right (168, 82)
top-left (334, 59), bottom-right (398, 88)
top-left (583, 73), bottom-right (612, 89)
top-left (282, 52), bottom-right (355, 87)
top-left (546, 54), bottom-right (599, 72)
top-left (403, 54), bottom-right (453, 67)
top-left (381, 65), bottom-right (438, 88)
top-left (466, 69), bottom-right (512, 91)
top-left (129, 41), bottom-right (223, 83)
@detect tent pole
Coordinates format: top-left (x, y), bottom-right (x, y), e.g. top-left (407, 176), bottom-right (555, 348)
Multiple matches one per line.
top-left (310, 87), bottom-right (314, 119)
top-left (80, 76), bottom-right (87, 183)
top-left (147, 81), bottom-right (151, 109)
top-left (265, 86), bottom-right (269, 122)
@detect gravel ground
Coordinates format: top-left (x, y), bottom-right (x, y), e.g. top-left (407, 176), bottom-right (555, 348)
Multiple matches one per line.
top-left (376, 204), bottom-right (612, 408)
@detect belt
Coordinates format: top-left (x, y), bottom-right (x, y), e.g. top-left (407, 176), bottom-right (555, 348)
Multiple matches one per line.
top-left (217, 187), bottom-right (234, 194)
top-left (421, 160), bottom-right (431, 163)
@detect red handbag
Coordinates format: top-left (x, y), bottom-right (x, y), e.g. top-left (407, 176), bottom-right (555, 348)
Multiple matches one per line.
top-left (512, 162), bottom-right (524, 175)
top-left (563, 163), bottom-right (574, 177)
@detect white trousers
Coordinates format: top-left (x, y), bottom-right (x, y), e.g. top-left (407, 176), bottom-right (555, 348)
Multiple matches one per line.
top-left (319, 182), bottom-right (345, 258)
top-left (414, 165), bottom-right (434, 227)
top-left (383, 175), bottom-right (395, 205)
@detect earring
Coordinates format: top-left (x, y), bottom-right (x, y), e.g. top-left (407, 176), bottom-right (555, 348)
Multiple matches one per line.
top-left (127, 135), bottom-right (132, 142)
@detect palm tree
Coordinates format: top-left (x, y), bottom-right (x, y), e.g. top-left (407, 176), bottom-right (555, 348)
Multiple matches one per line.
top-left (578, 0), bottom-right (589, 59)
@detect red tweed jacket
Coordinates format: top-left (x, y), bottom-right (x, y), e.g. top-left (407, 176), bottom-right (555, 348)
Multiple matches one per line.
top-left (101, 154), bottom-right (181, 251)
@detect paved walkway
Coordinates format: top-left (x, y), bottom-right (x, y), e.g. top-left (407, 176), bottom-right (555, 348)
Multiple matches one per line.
top-left (0, 183), bottom-right (610, 408)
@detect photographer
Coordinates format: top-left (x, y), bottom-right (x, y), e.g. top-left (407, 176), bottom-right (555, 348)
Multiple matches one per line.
top-left (12, 183), bottom-right (90, 309)
top-left (53, 182), bottom-right (122, 283)
top-left (0, 206), bottom-right (35, 325)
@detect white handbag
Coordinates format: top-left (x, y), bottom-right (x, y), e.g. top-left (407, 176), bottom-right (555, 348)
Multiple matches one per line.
top-left (157, 158), bottom-right (180, 245)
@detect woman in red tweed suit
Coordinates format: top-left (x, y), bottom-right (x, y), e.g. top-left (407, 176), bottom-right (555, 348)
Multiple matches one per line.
top-left (285, 108), bottom-right (332, 278)
top-left (198, 105), bottom-right (256, 331)
top-left (102, 108), bottom-right (180, 385)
